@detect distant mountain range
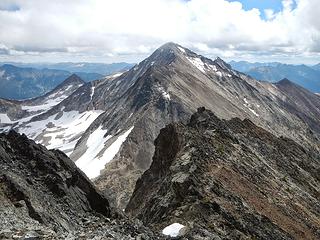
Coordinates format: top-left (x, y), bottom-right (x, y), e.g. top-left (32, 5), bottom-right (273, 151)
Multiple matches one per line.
top-left (0, 62), bottom-right (133, 99)
top-left (1, 43), bottom-right (320, 239)
top-left (2, 42), bottom-right (320, 208)
top-left (229, 60), bottom-right (280, 72)
top-left (0, 64), bottom-right (101, 99)
top-left (313, 63), bottom-right (320, 71)
top-left (0, 62), bottom-right (134, 75)
top-left (230, 61), bottom-right (320, 92)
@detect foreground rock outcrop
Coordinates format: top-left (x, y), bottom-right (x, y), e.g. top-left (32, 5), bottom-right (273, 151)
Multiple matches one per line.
top-left (0, 131), bottom-right (161, 239)
top-left (126, 107), bottom-right (320, 239)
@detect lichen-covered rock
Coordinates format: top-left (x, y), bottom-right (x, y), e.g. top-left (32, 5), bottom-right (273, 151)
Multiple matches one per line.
top-left (126, 107), bottom-right (320, 240)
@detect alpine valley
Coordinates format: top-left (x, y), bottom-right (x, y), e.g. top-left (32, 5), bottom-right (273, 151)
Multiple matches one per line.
top-left (0, 43), bottom-right (319, 239)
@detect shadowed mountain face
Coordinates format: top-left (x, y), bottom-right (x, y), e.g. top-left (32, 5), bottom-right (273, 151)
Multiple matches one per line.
top-left (0, 130), bottom-right (110, 235)
top-left (0, 131), bottom-right (163, 239)
top-left (126, 108), bottom-right (320, 240)
top-left (1, 43), bottom-right (320, 210)
top-left (275, 78), bottom-right (320, 133)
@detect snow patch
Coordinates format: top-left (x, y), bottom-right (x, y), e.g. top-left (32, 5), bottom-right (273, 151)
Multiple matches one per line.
top-left (76, 126), bottom-right (134, 179)
top-left (106, 72), bottom-right (123, 79)
top-left (19, 110), bottom-right (103, 153)
top-left (0, 113), bottom-right (14, 124)
top-left (216, 71), bottom-right (223, 77)
top-left (178, 46), bottom-right (185, 53)
top-left (21, 94), bottom-right (69, 113)
top-left (162, 223), bottom-right (185, 237)
top-left (186, 57), bottom-right (205, 73)
top-left (158, 86), bottom-right (171, 100)
top-left (207, 64), bottom-right (232, 78)
top-left (90, 86), bottom-right (95, 100)
top-left (75, 125), bottom-right (109, 177)
top-left (243, 98), bottom-right (259, 117)
top-left (208, 64), bottom-right (217, 72)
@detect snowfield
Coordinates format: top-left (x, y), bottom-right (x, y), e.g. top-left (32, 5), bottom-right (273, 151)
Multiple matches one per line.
top-left (186, 57), bottom-right (206, 73)
top-left (243, 97), bottom-right (259, 117)
top-left (19, 110), bottom-right (103, 154)
top-left (0, 113), bottom-right (14, 124)
top-left (76, 126), bottom-right (134, 179)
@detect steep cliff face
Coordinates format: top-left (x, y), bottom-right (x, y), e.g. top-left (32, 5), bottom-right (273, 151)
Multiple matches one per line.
top-left (126, 108), bottom-right (320, 240)
top-left (0, 131), bottom-right (161, 239)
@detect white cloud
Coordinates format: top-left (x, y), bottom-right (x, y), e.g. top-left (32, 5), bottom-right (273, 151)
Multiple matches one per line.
top-left (0, 0), bottom-right (319, 63)
top-left (264, 9), bottom-right (276, 20)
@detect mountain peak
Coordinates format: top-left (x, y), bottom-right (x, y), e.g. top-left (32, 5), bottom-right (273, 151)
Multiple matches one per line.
top-left (1, 63), bottom-right (19, 70)
top-left (145, 42), bottom-right (186, 66)
top-left (159, 42), bottom-right (179, 50)
top-left (214, 57), bottom-right (232, 70)
top-left (276, 78), bottom-right (294, 86)
top-left (153, 42), bottom-right (187, 56)
top-left (61, 73), bottom-right (85, 86)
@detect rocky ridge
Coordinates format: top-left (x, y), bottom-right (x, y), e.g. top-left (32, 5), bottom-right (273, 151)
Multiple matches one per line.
top-left (126, 107), bottom-right (320, 239)
top-left (91, 43), bottom-right (320, 208)
top-left (1, 43), bottom-right (320, 210)
top-left (0, 131), bottom-right (162, 239)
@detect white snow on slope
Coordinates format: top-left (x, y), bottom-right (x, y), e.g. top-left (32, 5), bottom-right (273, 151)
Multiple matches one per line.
top-left (158, 86), bottom-right (171, 100)
top-left (186, 57), bottom-right (205, 73)
top-left (162, 223), bottom-right (185, 237)
top-left (90, 86), bottom-right (95, 100)
top-left (243, 98), bottom-right (259, 117)
top-left (208, 64), bottom-right (217, 72)
top-left (21, 95), bottom-right (68, 112)
top-left (216, 71), bottom-right (223, 77)
top-left (178, 46), bottom-right (185, 53)
top-left (19, 110), bottom-right (103, 154)
top-left (75, 125), bottom-right (110, 177)
top-left (0, 113), bottom-right (14, 124)
top-left (186, 57), bottom-right (230, 78)
top-left (105, 72), bottom-right (123, 80)
top-left (207, 64), bottom-right (232, 77)
top-left (20, 84), bottom-right (83, 113)
top-left (76, 126), bottom-right (134, 179)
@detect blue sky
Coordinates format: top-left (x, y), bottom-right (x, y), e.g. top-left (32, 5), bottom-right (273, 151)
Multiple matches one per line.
top-left (229, 0), bottom-right (283, 11)
top-left (228, 0), bottom-right (296, 19)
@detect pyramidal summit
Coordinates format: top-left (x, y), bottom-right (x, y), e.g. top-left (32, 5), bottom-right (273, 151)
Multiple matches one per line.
top-left (0, 42), bottom-right (319, 239)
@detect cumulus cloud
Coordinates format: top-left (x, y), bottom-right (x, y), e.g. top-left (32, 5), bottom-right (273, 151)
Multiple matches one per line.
top-left (0, 0), bottom-right (319, 63)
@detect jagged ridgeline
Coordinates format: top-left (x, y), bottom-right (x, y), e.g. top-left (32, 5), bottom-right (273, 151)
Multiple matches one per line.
top-left (0, 108), bottom-right (319, 239)
top-left (0, 43), bottom-right (319, 237)
top-left (127, 107), bottom-right (320, 239)
top-left (0, 131), bottom-right (162, 239)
